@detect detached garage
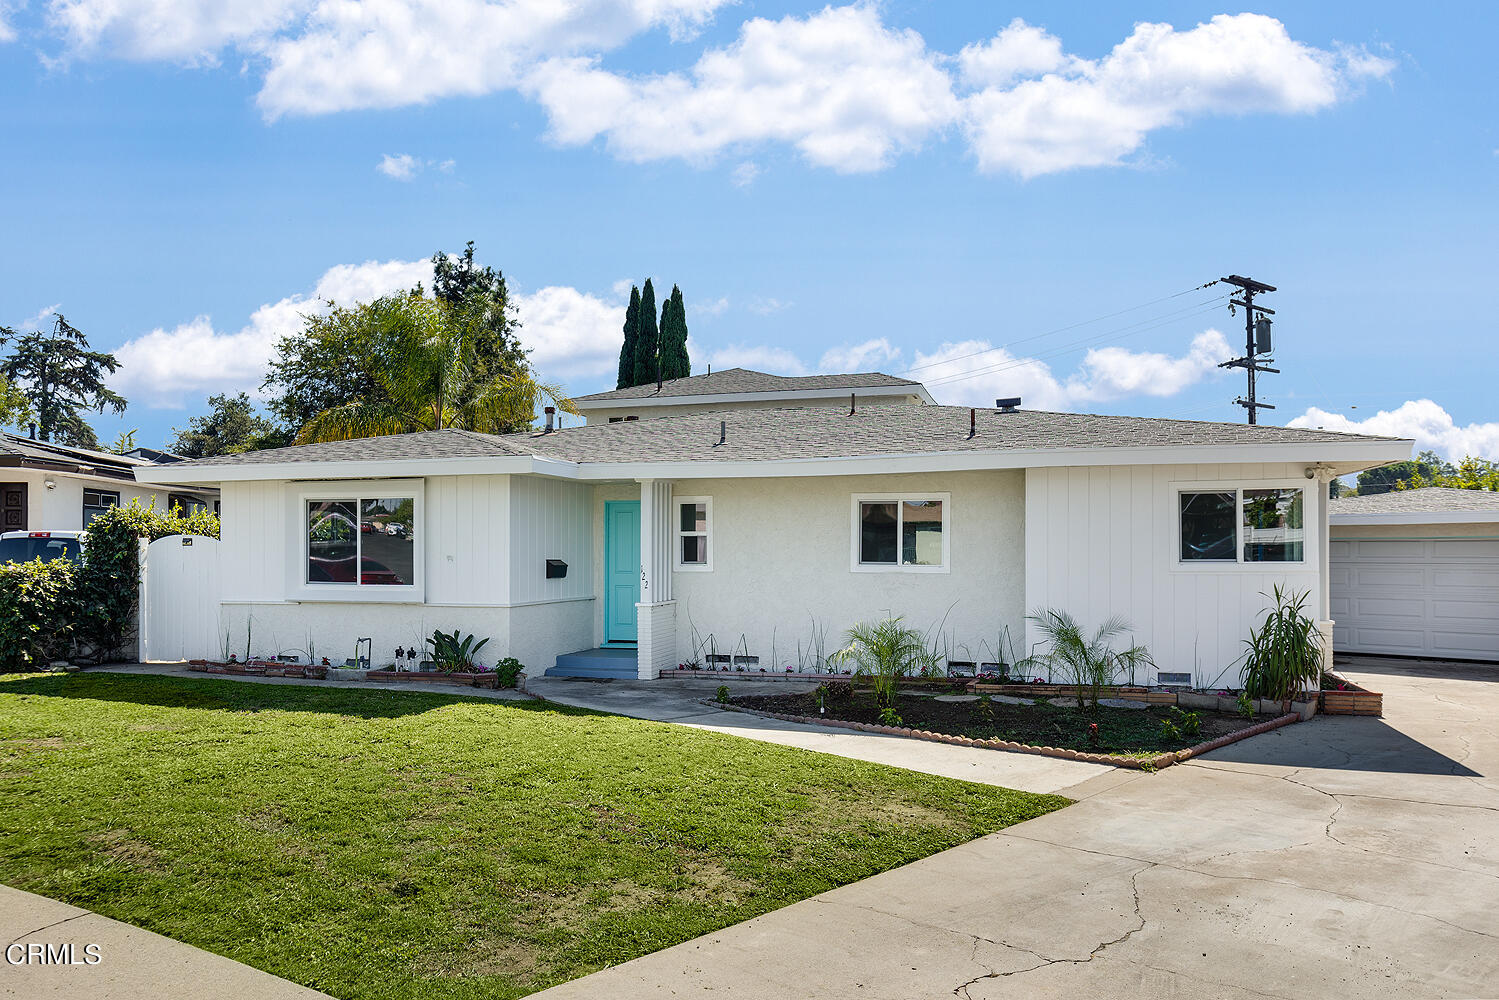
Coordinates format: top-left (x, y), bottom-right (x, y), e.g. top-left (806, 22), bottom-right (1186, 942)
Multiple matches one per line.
top-left (1330, 487), bottom-right (1499, 661)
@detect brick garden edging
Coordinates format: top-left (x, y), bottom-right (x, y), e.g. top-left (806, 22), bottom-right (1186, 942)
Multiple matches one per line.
top-left (705, 700), bottom-right (1302, 771)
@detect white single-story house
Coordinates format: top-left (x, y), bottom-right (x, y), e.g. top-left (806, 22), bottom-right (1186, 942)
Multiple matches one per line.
top-left (573, 369), bottom-right (935, 424)
top-left (1330, 486), bottom-right (1499, 662)
top-left (137, 384), bottom-right (1411, 683)
top-left (1, 433), bottom-right (217, 534)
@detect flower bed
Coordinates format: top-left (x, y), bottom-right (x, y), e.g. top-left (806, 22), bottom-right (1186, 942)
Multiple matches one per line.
top-left (723, 685), bottom-right (1300, 768)
top-left (187, 659), bottom-right (327, 679)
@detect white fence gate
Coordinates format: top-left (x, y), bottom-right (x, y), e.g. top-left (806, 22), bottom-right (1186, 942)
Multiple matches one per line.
top-left (139, 534), bottom-right (222, 662)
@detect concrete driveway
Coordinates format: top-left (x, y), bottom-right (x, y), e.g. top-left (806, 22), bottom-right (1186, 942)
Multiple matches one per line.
top-left (530, 658), bottom-right (1499, 999)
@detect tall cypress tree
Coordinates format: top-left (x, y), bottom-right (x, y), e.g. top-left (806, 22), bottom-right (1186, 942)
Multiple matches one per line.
top-left (616, 285), bottom-right (641, 390)
top-left (632, 279), bottom-right (660, 388)
top-left (659, 285), bottom-right (691, 381)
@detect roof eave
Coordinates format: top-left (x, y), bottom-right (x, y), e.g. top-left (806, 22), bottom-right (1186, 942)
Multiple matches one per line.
top-left (1331, 511), bottom-right (1499, 525)
top-left (133, 454), bottom-right (574, 485)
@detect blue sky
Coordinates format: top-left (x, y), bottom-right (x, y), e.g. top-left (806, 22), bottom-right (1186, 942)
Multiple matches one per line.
top-left (1, 1), bottom-right (1495, 457)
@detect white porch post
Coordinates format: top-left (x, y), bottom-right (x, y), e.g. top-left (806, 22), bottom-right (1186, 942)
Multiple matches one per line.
top-left (636, 479), bottom-right (676, 680)
top-left (1314, 468), bottom-right (1336, 677)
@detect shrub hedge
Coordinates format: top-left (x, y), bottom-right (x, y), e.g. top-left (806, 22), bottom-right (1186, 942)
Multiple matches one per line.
top-left (0, 500), bottom-right (219, 671)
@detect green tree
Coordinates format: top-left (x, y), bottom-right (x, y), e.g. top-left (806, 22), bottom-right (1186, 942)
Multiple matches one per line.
top-left (0, 375), bottom-right (29, 431)
top-left (1357, 450), bottom-right (1452, 494)
top-left (1398, 455), bottom-right (1499, 492)
top-left (109, 429), bottom-right (138, 455)
top-left (171, 392), bottom-right (276, 458)
top-left (616, 285), bottom-right (641, 390)
top-left (0, 314), bottom-right (126, 448)
top-left (265, 242), bottom-right (533, 439)
top-left (631, 278), bottom-right (660, 388)
top-left (295, 295), bottom-right (576, 443)
top-left (658, 284), bottom-right (691, 382)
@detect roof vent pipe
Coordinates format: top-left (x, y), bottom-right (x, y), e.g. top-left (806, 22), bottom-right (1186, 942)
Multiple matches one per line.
top-left (995, 397), bottom-right (1022, 414)
top-left (718, 420), bottom-right (726, 446)
top-left (543, 406), bottom-right (555, 433)
top-left (968, 408), bottom-right (976, 439)
top-left (849, 392), bottom-right (856, 415)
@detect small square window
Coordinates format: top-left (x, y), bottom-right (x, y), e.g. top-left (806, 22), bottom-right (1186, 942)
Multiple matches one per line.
top-left (853, 495), bottom-right (948, 572)
top-left (82, 489), bottom-right (120, 527)
top-left (1180, 492), bottom-right (1235, 561)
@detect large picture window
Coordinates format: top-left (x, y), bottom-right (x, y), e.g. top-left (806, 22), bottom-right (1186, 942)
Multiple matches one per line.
top-left (1179, 487), bottom-right (1304, 564)
top-left (851, 494), bottom-right (949, 572)
top-left (307, 496), bottom-right (416, 585)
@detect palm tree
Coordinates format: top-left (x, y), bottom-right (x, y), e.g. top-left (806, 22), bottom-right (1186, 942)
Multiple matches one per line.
top-left (829, 617), bottom-right (937, 708)
top-left (1019, 609), bottom-right (1154, 711)
top-left (295, 295), bottom-right (576, 444)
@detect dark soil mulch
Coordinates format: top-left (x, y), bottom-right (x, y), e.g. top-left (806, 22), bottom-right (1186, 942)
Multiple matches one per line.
top-left (728, 687), bottom-right (1274, 757)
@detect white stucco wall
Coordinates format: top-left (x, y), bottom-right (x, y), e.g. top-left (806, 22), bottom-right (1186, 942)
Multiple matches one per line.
top-left (652, 471), bottom-right (1026, 670)
top-left (1025, 463), bottom-right (1326, 687)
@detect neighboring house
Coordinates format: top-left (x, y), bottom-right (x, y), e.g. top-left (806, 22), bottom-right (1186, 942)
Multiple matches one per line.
top-left (0, 433), bottom-right (218, 534)
top-left (572, 368), bottom-right (935, 424)
top-left (138, 399), bottom-right (1409, 683)
top-left (1330, 487), bottom-right (1499, 662)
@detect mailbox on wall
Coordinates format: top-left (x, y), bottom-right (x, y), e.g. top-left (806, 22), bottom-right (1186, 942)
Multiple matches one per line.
top-left (545, 559), bottom-right (568, 579)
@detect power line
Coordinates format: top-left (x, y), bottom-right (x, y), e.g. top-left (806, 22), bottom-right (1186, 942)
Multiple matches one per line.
top-left (897, 279), bottom-right (1223, 376)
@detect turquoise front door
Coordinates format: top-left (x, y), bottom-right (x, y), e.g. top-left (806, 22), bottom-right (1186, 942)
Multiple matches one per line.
top-left (604, 501), bottom-right (641, 643)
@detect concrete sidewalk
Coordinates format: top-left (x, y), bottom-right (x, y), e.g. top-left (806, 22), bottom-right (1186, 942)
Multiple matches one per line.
top-left (0, 886), bottom-right (332, 999)
top-left (523, 675), bottom-right (1114, 795)
top-left (529, 658), bottom-right (1499, 999)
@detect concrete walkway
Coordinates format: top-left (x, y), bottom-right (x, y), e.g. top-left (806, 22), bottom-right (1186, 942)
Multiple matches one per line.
top-left (0, 885), bottom-right (332, 999)
top-left (529, 658), bottom-right (1499, 999)
top-left (523, 675), bottom-right (1112, 795)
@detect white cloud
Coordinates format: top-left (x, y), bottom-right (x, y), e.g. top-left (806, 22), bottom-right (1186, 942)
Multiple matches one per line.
top-left (689, 338), bottom-right (808, 376)
top-left (818, 338), bottom-right (900, 373)
top-left (1288, 400), bottom-right (1499, 461)
top-left (525, 5), bottom-right (959, 172)
top-left (40, 5), bottom-right (1392, 177)
top-left (13, 303), bottom-right (63, 332)
top-left (962, 14), bottom-right (1394, 176)
top-left (109, 257), bottom-right (626, 405)
top-left (913, 329), bottom-right (1233, 410)
top-left (746, 296), bottom-right (789, 315)
top-left (514, 285), bottom-right (624, 379)
top-left (730, 161), bottom-right (759, 187)
top-left (377, 153), bottom-right (421, 180)
top-left (0, 2), bottom-right (20, 43)
top-left (110, 258), bottom-right (432, 406)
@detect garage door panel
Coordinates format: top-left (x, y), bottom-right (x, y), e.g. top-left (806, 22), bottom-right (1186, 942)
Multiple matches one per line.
top-left (1431, 631), bottom-right (1499, 655)
top-left (1432, 539), bottom-right (1499, 559)
top-left (1333, 533), bottom-right (1499, 662)
top-left (1330, 540), bottom-right (1353, 560)
top-left (1353, 541), bottom-right (1426, 560)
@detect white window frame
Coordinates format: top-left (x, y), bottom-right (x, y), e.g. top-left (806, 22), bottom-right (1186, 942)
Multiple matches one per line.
top-left (673, 495), bottom-right (713, 572)
top-left (849, 492), bottom-right (951, 574)
top-left (1173, 481), bottom-right (1311, 569)
top-left (286, 480), bottom-right (424, 603)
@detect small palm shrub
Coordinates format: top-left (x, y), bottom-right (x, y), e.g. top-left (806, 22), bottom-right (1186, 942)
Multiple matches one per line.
top-left (829, 617), bottom-right (938, 709)
top-left (426, 630), bottom-right (490, 673)
top-left (1019, 609), bottom-right (1154, 711)
top-left (1241, 586), bottom-right (1322, 702)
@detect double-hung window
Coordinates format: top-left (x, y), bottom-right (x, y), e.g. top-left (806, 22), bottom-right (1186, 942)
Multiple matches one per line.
top-left (674, 496), bottom-right (712, 571)
top-left (1179, 487), bottom-right (1305, 564)
top-left (82, 489), bottom-right (119, 526)
top-left (851, 493), bottom-right (950, 572)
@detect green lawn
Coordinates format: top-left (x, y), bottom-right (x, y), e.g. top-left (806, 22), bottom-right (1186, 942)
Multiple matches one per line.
top-left (0, 673), bottom-right (1066, 999)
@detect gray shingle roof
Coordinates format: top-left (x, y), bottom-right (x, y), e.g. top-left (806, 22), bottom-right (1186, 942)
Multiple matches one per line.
top-left (165, 429), bottom-right (538, 468)
top-left (160, 406), bottom-right (1403, 473)
top-left (574, 368), bottom-right (923, 402)
top-left (1329, 486), bottom-right (1499, 514)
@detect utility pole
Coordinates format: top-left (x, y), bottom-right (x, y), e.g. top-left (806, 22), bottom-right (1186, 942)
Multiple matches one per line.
top-left (1217, 274), bottom-right (1278, 424)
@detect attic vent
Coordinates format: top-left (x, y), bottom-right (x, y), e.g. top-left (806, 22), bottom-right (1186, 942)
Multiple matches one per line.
top-left (995, 397), bottom-right (1022, 413)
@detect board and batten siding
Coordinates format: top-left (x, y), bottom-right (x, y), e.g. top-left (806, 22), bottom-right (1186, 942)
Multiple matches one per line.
top-left (220, 480), bottom-right (287, 602)
top-left (1024, 463), bottom-right (1325, 686)
top-left (508, 475), bottom-right (592, 604)
top-left (425, 474), bottom-right (510, 605)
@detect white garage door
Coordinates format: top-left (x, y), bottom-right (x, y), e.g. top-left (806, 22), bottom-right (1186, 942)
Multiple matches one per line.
top-left (1331, 537), bottom-right (1499, 661)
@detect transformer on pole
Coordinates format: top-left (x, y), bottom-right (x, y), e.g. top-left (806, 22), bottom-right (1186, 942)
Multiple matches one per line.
top-left (1217, 275), bottom-right (1278, 424)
